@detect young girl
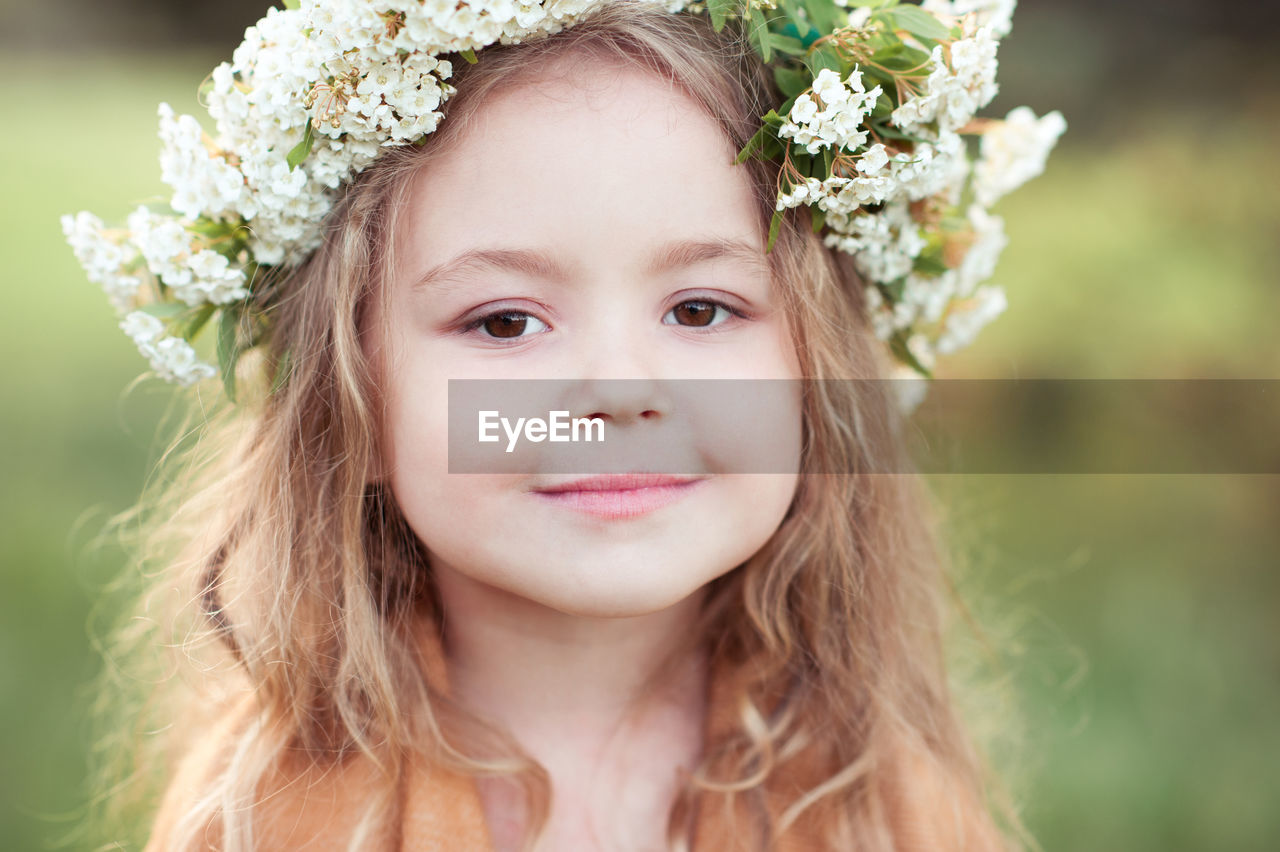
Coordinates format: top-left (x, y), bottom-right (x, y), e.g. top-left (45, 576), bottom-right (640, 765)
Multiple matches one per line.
top-left (67, 1), bottom-right (1062, 849)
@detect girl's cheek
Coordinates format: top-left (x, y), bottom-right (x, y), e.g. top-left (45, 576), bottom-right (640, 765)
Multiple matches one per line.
top-left (671, 321), bottom-right (798, 379)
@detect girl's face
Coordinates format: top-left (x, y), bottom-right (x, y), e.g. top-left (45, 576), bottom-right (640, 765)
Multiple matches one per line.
top-left (373, 57), bottom-right (803, 617)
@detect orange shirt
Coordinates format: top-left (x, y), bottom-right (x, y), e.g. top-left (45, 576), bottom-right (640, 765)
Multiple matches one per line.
top-left (143, 612), bottom-right (998, 850)
top-left (142, 614), bottom-right (821, 851)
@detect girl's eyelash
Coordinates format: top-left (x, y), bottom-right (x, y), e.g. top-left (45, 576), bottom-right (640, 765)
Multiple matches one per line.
top-left (458, 295), bottom-right (752, 340)
top-left (663, 296), bottom-right (753, 329)
top-left (457, 304), bottom-right (550, 340)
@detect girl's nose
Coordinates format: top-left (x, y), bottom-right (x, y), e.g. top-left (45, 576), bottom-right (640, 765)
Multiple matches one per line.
top-left (562, 325), bottom-right (673, 426)
top-left (566, 376), bottom-right (672, 427)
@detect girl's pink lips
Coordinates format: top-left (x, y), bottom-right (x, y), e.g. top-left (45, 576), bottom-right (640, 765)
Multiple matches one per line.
top-left (529, 474), bottom-right (709, 519)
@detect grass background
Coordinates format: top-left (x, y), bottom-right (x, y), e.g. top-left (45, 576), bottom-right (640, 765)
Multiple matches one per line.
top-left (2, 6), bottom-right (1278, 851)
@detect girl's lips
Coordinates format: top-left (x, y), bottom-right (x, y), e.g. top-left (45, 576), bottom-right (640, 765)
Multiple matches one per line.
top-left (530, 474), bottom-right (708, 519)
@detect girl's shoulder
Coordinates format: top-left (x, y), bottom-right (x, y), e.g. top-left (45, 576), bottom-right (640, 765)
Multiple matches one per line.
top-left (143, 694), bottom-right (397, 852)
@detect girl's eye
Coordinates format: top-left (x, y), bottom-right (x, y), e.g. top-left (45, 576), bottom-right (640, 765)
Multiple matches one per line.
top-left (466, 310), bottom-right (549, 340)
top-left (662, 299), bottom-right (739, 328)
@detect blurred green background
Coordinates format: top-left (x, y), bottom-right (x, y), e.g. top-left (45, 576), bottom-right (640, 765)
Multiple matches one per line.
top-left (2, 1), bottom-right (1277, 850)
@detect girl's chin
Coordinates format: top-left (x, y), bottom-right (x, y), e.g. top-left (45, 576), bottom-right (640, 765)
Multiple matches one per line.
top-left (479, 567), bottom-right (712, 619)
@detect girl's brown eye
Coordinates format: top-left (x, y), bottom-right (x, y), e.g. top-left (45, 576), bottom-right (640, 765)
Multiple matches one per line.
top-left (663, 300), bottom-right (735, 328)
top-left (472, 311), bottom-right (548, 339)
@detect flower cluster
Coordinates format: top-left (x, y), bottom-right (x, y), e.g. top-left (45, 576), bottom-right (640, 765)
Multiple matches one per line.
top-left (777, 68), bottom-right (881, 156)
top-left (973, 105), bottom-right (1068, 207)
top-left (890, 22), bottom-right (1000, 138)
top-left (63, 0), bottom-right (638, 388)
top-left (744, 0), bottom-right (1062, 402)
top-left (854, 204), bottom-right (1008, 346)
top-left (118, 312), bottom-right (219, 386)
top-left (61, 212), bottom-right (142, 314)
top-left (62, 0), bottom-right (1063, 411)
top-left (921, 0), bottom-right (1016, 38)
top-left (126, 207), bottom-right (249, 307)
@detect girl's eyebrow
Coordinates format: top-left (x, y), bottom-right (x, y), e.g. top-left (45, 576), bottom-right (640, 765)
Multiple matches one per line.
top-left (647, 237), bottom-right (768, 279)
top-left (412, 237), bottom-right (768, 294)
top-left (414, 248), bottom-right (567, 294)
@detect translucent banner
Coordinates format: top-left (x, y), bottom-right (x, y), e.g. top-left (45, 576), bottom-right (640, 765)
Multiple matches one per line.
top-left (446, 379), bottom-right (1280, 474)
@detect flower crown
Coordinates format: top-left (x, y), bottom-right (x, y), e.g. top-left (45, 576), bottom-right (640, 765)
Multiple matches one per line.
top-left (62, 0), bottom-right (1063, 408)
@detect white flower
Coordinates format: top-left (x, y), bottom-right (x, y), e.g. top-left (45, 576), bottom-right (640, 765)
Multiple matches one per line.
top-left (775, 176), bottom-right (825, 211)
top-left (861, 284), bottom-right (895, 341)
top-left (973, 106), bottom-right (1066, 206)
top-left (119, 311), bottom-right (217, 386)
top-left (847, 7), bottom-right (874, 29)
top-left (357, 64), bottom-right (399, 98)
top-left (71, 0), bottom-right (1034, 389)
top-left (182, 250), bottom-right (250, 306)
top-left (956, 204), bottom-right (1008, 296)
top-left (824, 199), bottom-right (927, 284)
top-left (812, 68), bottom-right (849, 106)
top-left (157, 104), bottom-right (246, 221)
top-left (911, 271), bottom-right (959, 324)
top-left (935, 285), bottom-right (1007, 354)
top-left (127, 206), bottom-right (195, 290)
top-left (120, 311), bottom-right (166, 348)
top-left (150, 337), bottom-right (219, 385)
top-left (790, 93), bottom-right (818, 125)
top-left (888, 132), bottom-right (965, 200)
top-left (856, 143), bottom-right (890, 176)
top-left (62, 212), bottom-right (143, 312)
top-left (779, 66), bottom-right (881, 155)
top-left (921, 0), bottom-right (1016, 38)
top-left (892, 24), bottom-right (1000, 136)
top-left (890, 359), bottom-right (932, 414)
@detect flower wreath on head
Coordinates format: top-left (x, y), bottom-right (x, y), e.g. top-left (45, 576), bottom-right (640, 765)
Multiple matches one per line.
top-left (62, 0), bottom-right (1064, 411)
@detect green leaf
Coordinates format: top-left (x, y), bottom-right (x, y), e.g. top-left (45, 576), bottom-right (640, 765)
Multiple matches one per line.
top-left (768, 32), bottom-right (809, 56)
top-left (913, 252), bottom-right (950, 277)
top-left (747, 6), bottom-right (772, 61)
top-left (286, 121), bottom-right (315, 172)
top-left (735, 123), bottom-right (771, 164)
top-left (766, 208), bottom-right (784, 254)
top-left (781, 19), bottom-right (822, 47)
top-left (773, 66), bottom-right (811, 99)
top-left (822, 145), bottom-right (835, 176)
top-left (708, 0), bottom-right (735, 32)
top-left (871, 42), bottom-right (933, 73)
top-left (281, 0), bottom-right (300, 9)
top-left (793, 149), bottom-right (815, 178)
top-left (878, 5), bottom-right (952, 41)
top-left (459, 47), bottom-right (477, 64)
top-left (870, 120), bottom-right (922, 142)
top-left (217, 310), bottom-right (240, 403)
top-left (806, 44), bottom-right (842, 77)
top-left (188, 218), bottom-right (237, 238)
top-left (889, 331), bottom-right (934, 379)
top-left (138, 302), bottom-right (187, 319)
top-left (810, 206), bottom-right (826, 234)
top-left (778, 0), bottom-right (806, 29)
top-left (801, 0), bottom-right (844, 35)
top-left (181, 303), bottom-right (217, 340)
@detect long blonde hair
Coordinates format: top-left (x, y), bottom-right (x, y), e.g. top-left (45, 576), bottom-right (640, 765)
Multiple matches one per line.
top-left (91, 2), bottom-right (1024, 850)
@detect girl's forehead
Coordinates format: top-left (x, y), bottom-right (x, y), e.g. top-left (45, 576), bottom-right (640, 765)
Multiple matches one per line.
top-left (434, 58), bottom-right (737, 179)
top-left (394, 61), bottom-right (763, 269)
